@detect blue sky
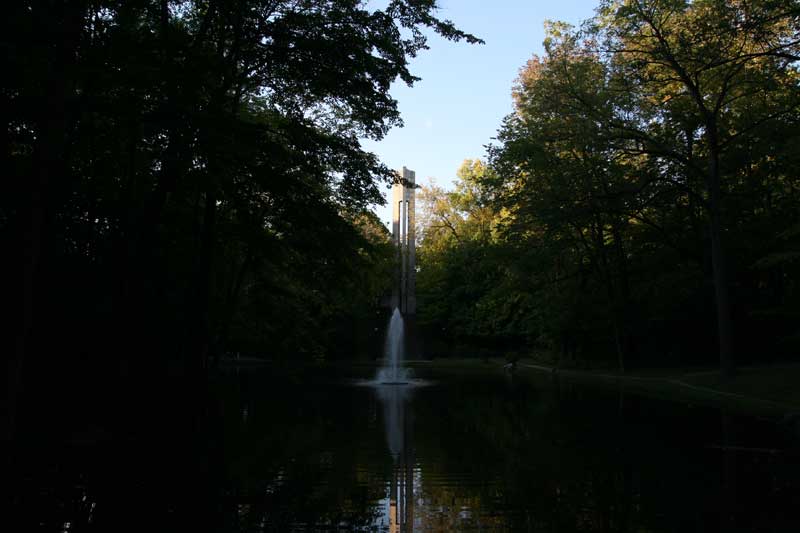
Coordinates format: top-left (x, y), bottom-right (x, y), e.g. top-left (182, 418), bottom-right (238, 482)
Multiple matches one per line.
top-left (363, 0), bottom-right (598, 226)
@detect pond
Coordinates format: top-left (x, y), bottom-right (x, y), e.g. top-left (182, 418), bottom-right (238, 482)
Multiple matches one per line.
top-left (11, 364), bottom-right (800, 532)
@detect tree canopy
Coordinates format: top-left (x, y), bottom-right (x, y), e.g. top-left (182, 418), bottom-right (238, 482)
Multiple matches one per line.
top-left (416, 0), bottom-right (800, 373)
top-left (2, 0), bottom-right (480, 437)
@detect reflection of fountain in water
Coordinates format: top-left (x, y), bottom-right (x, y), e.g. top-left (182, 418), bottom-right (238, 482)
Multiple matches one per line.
top-left (377, 308), bottom-right (412, 384)
top-left (376, 383), bottom-right (414, 532)
top-left (377, 384), bottom-right (410, 459)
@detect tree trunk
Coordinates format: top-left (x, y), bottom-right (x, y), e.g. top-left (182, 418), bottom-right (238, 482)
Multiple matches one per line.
top-left (706, 129), bottom-right (735, 378)
top-left (8, 159), bottom-right (48, 442)
top-left (610, 220), bottom-right (632, 371)
top-left (192, 185), bottom-right (218, 373)
top-left (595, 216), bottom-right (626, 373)
top-left (215, 250), bottom-right (254, 367)
top-left (7, 1), bottom-right (85, 441)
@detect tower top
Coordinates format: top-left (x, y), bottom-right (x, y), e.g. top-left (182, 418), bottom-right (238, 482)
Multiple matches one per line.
top-left (399, 167), bottom-right (415, 185)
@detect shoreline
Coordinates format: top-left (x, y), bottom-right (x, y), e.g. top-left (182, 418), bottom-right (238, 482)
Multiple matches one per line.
top-left (219, 356), bottom-right (800, 415)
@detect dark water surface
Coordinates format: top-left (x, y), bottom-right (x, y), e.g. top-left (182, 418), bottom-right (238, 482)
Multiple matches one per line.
top-left (10, 365), bottom-right (800, 532)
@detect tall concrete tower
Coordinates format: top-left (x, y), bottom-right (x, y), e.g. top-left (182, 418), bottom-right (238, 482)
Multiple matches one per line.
top-left (391, 167), bottom-right (416, 315)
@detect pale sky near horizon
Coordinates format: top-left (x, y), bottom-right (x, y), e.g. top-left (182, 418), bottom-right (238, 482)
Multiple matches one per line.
top-left (363, 0), bottom-right (598, 227)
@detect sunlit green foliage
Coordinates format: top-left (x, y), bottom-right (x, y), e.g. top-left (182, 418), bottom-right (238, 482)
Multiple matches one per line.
top-left (417, 1), bottom-right (800, 371)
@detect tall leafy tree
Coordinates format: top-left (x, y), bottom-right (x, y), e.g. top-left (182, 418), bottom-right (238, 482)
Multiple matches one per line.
top-left (417, 3), bottom-right (800, 374)
top-left (2, 0), bottom-right (480, 438)
top-left (596, 0), bottom-right (800, 375)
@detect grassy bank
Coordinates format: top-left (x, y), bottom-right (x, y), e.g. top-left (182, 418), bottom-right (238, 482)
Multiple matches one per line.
top-left (510, 361), bottom-right (800, 415)
top-left (395, 357), bottom-right (800, 415)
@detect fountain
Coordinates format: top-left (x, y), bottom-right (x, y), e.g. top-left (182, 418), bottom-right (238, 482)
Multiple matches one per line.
top-left (377, 308), bottom-right (411, 384)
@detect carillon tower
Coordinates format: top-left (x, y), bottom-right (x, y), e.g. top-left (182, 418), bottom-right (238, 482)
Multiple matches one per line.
top-left (391, 167), bottom-right (416, 315)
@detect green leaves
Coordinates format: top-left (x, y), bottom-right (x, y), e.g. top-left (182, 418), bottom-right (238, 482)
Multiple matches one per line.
top-left (416, 0), bottom-right (800, 367)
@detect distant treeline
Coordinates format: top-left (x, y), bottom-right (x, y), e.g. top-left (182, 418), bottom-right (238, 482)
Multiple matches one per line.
top-left (416, 1), bottom-right (800, 374)
top-left (1, 1), bottom-right (480, 437)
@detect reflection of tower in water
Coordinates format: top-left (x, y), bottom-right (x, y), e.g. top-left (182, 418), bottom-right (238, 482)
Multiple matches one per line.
top-left (377, 385), bottom-right (414, 532)
top-left (389, 453), bottom-right (414, 533)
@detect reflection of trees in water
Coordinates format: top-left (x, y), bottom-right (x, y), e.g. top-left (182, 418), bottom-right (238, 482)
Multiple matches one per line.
top-left (13, 372), bottom-right (800, 531)
top-left (217, 377), bottom-right (388, 531)
top-left (403, 376), bottom-right (800, 532)
top-left (222, 374), bottom-right (800, 532)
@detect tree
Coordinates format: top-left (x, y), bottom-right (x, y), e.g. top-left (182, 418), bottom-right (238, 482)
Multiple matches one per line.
top-left (426, 5), bottom-right (800, 372)
top-left (596, 0), bottom-right (800, 376)
top-left (2, 0), bottom-right (481, 439)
